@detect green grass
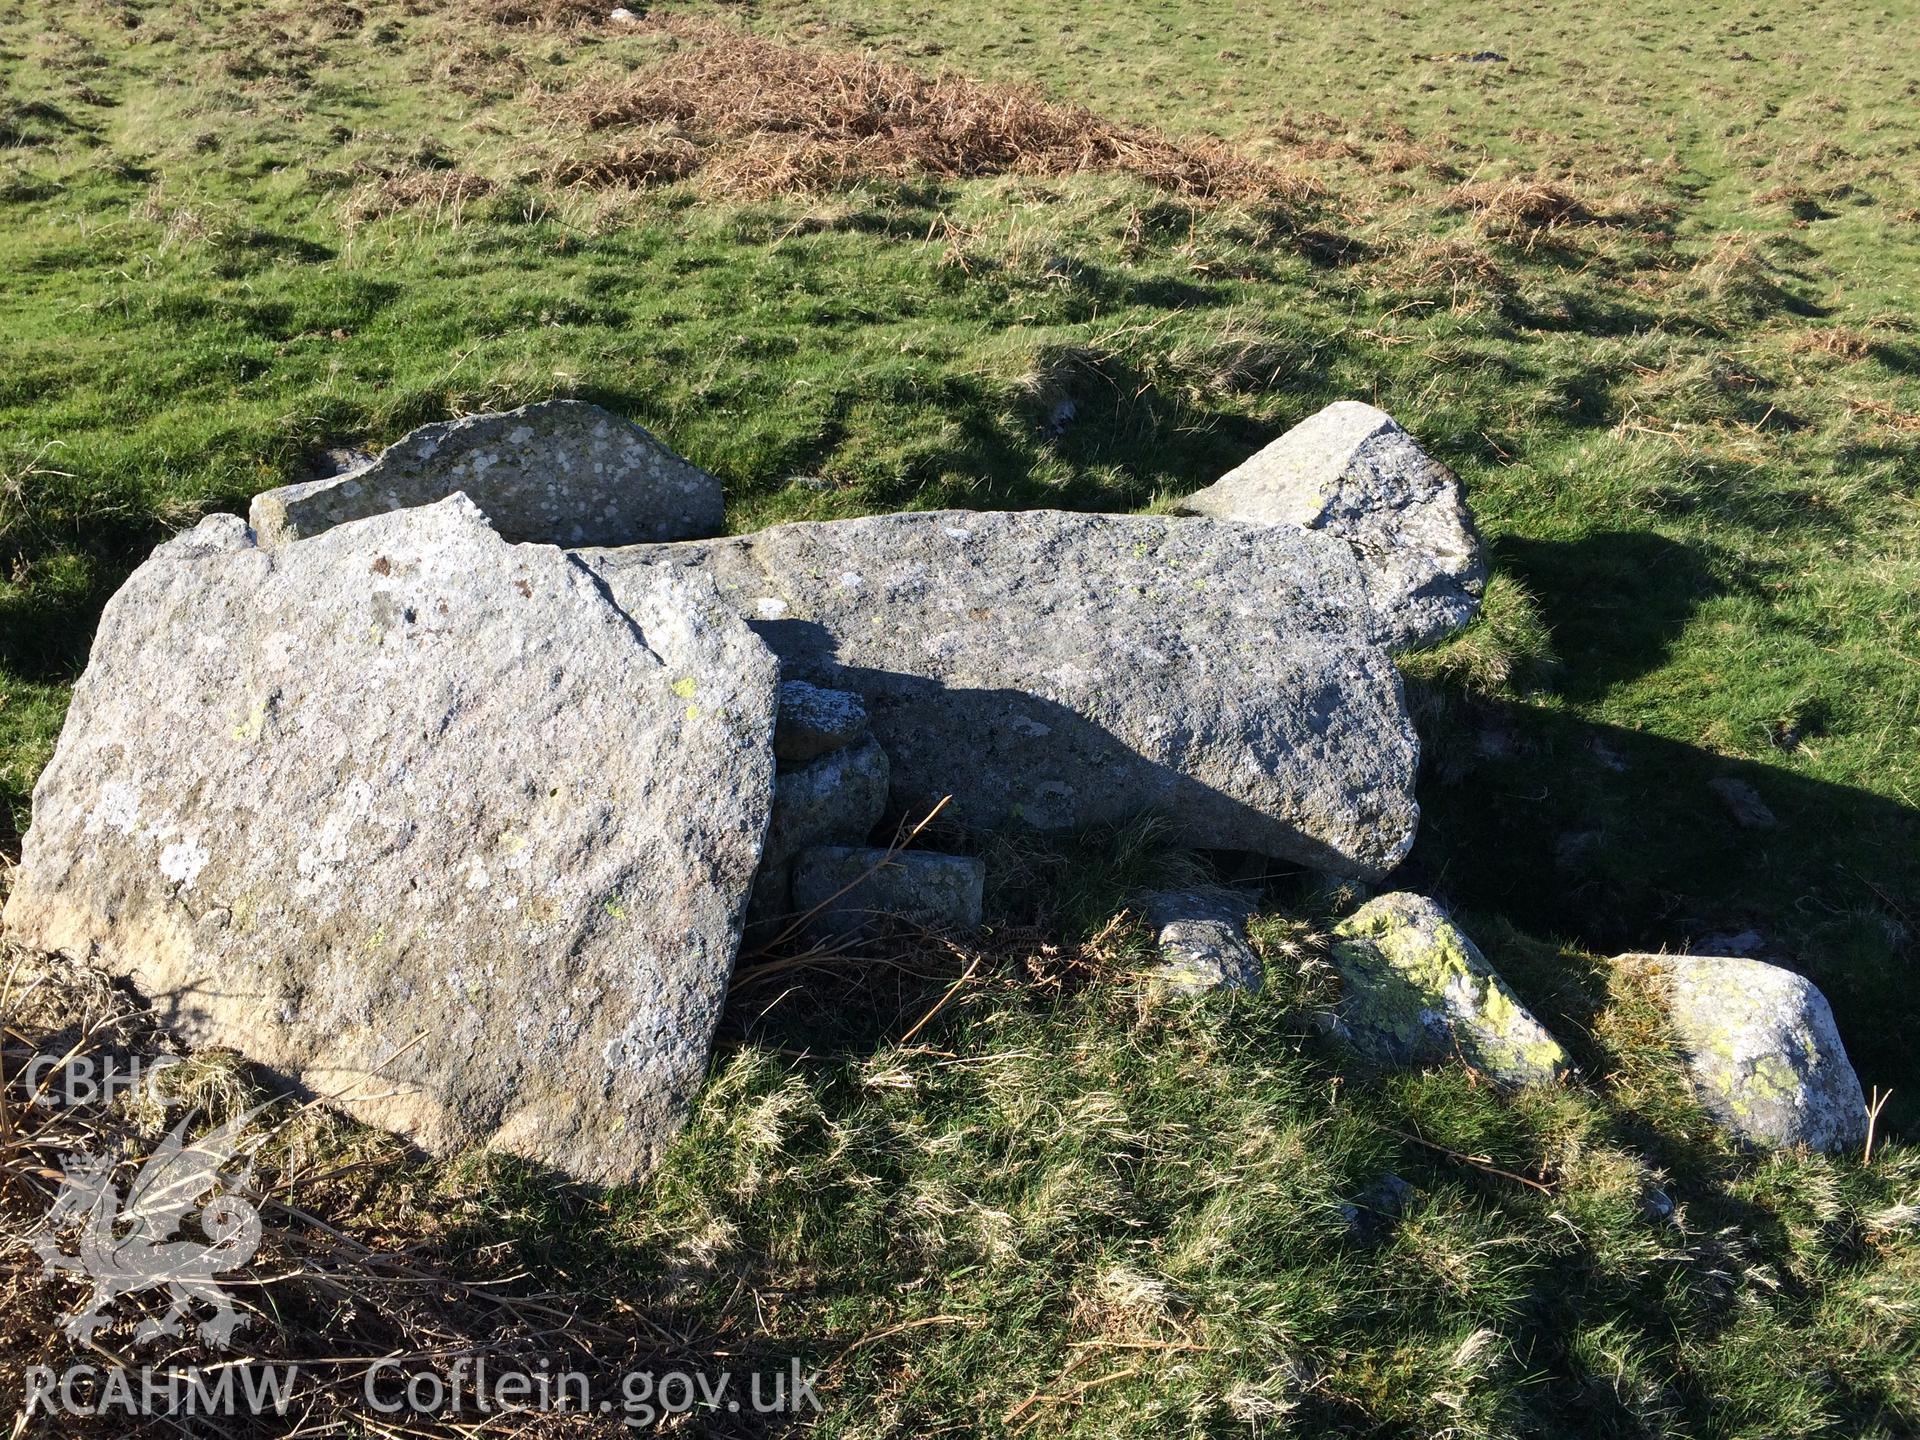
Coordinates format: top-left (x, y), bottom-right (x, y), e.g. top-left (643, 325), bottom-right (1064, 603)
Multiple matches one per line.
top-left (2, 0), bottom-right (1919, 1431)
top-left (599, 933), bottom-right (1920, 1437)
top-left (9, 908), bottom-right (1920, 1437)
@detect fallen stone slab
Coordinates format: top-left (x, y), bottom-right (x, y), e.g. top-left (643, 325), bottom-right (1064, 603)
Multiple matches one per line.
top-left (790, 846), bottom-right (986, 938)
top-left (1139, 889), bottom-right (1262, 995)
top-left (1327, 892), bottom-right (1570, 1086)
top-left (1177, 401), bottom-right (1487, 650)
top-left (249, 400), bottom-right (725, 549)
top-left (4, 496), bottom-right (777, 1185)
top-left (581, 509), bottom-right (1420, 879)
top-left (1620, 953), bottom-right (1866, 1153)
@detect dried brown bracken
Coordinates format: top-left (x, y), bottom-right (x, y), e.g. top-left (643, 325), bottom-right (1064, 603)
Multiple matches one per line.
top-left (543, 18), bottom-right (1315, 203)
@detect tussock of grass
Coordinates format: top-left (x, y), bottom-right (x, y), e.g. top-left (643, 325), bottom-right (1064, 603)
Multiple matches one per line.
top-left (1623, 352), bottom-right (1776, 431)
top-left (1785, 326), bottom-right (1875, 362)
top-left (1159, 311), bottom-right (1303, 402)
top-left (1374, 229), bottom-right (1518, 312)
top-left (1446, 178), bottom-right (1597, 234)
top-left (1445, 178), bottom-right (1670, 242)
top-left (478, 0), bottom-right (604, 30)
top-left (336, 164), bottom-right (495, 228)
top-left (1401, 572), bottom-right (1559, 698)
top-left (1679, 231), bottom-right (1806, 324)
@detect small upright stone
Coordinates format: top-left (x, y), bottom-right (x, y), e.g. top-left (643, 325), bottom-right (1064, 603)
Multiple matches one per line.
top-left (1338, 1172), bottom-right (1416, 1244)
top-left (1328, 892), bottom-right (1569, 1087)
top-left (1139, 889), bottom-right (1262, 995)
top-left (1708, 777), bottom-right (1779, 830)
top-left (749, 738), bottom-right (890, 929)
top-left (249, 399), bottom-right (724, 548)
top-left (790, 846), bottom-right (985, 939)
top-left (1177, 400), bottom-right (1487, 650)
top-left (1622, 953), bottom-right (1865, 1153)
top-left (774, 680), bottom-right (871, 763)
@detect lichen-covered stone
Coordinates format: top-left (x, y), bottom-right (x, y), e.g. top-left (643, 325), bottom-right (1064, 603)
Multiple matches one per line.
top-left (774, 680), bottom-right (871, 763)
top-left (749, 737), bottom-right (890, 929)
top-left (1177, 401), bottom-right (1487, 651)
top-left (3, 497), bottom-right (777, 1185)
top-left (1328, 892), bottom-right (1569, 1086)
top-left (1623, 953), bottom-right (1866, 1153)
top-left (249, 400), bottom-right (724, 548)
top-left (790, 846), bottom-right (985, 938)
top-left (582, 509), bottom-right (1419, 879)
top-left (1139, 889), bottom-right (1262, 995)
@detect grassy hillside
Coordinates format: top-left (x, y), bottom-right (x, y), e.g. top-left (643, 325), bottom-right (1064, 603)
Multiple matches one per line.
top-left (3, 0), bottom-right (1919, 1433)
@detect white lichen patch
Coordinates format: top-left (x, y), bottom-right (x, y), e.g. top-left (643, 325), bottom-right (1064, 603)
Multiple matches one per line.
top-left (86, 780), bottom-right (142, 835)
top-left (158, 838), bottom-right (210, 889)
top-left (294, 775), bottom-right (377, 894)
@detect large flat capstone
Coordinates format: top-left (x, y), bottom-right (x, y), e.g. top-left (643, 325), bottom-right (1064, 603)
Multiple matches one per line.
top-left (249, 400), bottom-right (725, 548)
top-left (581, 509), bottom-right (1420, 879)
top-left (3, 497), bottom-right (777, 1185)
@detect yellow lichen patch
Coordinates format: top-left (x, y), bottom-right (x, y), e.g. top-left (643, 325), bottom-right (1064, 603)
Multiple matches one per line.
top-left (1331, 892), bottom-right (1570, 1086)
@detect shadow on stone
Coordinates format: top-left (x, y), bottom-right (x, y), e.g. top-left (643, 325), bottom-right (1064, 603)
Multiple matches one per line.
top-left (745, 618), bottom-right (1405, 879)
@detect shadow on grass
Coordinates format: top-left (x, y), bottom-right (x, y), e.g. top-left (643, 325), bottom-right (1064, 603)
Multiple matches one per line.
top-left (0, 523), bottom-right (166, 685)
top-left (1495, 531), bottom-right (1721, 701)
top-left (1408, 695), bottom-right (1919, 1132)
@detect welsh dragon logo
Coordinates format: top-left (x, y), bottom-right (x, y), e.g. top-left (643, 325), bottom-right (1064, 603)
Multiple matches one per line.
top-left (33, 1107), bottom-right (268, 1349)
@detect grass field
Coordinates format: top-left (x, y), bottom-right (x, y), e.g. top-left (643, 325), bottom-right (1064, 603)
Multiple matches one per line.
top-left (3, 0), bottom-right (1919, 1433)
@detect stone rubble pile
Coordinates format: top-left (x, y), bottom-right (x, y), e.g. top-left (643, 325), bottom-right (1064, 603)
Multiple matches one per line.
top-left (748, 682), bottom-right (892, 934)
top-left (4, 399), bottom-right (1869, 1179)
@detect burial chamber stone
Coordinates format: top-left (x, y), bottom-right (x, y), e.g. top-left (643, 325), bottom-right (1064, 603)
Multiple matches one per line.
top-left (249, 400), bottom-right (725, 549)
top-left (1178, 401), bottom-right (1487, 651)
top-left (580, 507), bottom-right (1421, 880)
top-left (4, 497), bottom-right (777, 1185)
